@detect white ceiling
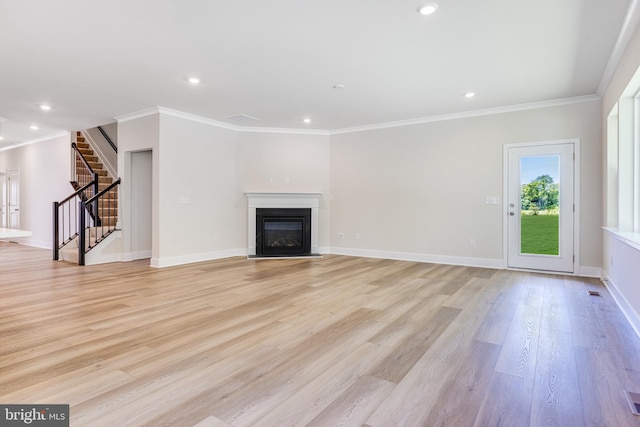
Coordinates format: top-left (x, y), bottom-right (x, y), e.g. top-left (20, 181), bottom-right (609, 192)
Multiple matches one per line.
top-left (0, 0), bottom-right (637, 148)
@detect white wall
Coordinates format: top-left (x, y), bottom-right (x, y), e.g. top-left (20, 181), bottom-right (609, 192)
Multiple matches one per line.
top-left (118, 113), bottom-right (160, 263)
top-left (154, 113), bottom-right (240, 267)
top-left (117, 111), bottom-right (332, 267)
top-left (0, 133), bottom-right (72, 248)
top-left (330, 100), bottom-right (602, 270)
top-left (601, 21), bottom-right (640, 336)
top-left (236, 131), bottom-right (331, 251)
top-left (85, 123), bottom-right (118, 175)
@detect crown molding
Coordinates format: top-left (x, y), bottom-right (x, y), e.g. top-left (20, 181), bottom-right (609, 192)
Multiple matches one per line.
top-left (112, 94), bottom-right (600, 137)
top-left (597, 0), bottom-right (640, 95)
top-left (115, 106), bottom-right (330, 136)
top-left (114, 107), bottom-right (162, 123)
top-left (330, 94), bottom-right (602, 135)
top-left (0, 131), bottom-right (70, 151)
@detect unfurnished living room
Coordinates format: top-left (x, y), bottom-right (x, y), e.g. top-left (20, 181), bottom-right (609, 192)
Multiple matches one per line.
top-left (2, 1), bottom-right (640, 426)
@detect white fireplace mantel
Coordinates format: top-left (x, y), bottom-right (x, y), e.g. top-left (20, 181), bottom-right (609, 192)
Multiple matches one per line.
top-left (246, 192), bottom-right (322, 256)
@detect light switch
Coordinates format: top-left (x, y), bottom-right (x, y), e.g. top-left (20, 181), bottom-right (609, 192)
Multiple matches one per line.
top-left (178, 196), bottom-right (190, 204)
top-left (485, 196), bottom-right (500, 205)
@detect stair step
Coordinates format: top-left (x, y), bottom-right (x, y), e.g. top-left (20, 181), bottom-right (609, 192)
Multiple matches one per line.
top-left (87, 161), bottom-right (103, 170)
top-left (98, 184), bottom-right (118, 192)
top-left (97, 217), bottom-right (117, 226)
top-left (75, 165), bottom-right (108, 176)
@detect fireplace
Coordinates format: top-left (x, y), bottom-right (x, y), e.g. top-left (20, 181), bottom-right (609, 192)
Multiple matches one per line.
top-left (245, 192), bottom-right (322, 257)
top-left (256, 208), bottom-right (311, 256)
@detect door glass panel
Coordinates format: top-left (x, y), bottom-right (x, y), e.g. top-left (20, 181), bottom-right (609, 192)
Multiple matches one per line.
top-left (519, 155), bottom-right (560, 255)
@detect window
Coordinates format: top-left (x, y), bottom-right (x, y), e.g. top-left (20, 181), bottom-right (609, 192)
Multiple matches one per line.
top-left (606, 65), bottom-right (640, 238)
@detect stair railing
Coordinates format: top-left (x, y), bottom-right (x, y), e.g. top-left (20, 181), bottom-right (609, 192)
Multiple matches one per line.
top-left (97, 125), bottom-right (118, 153)
top-left (53, 181), bottom-right (96, 261)
top-left (71, 142), bottom-right (99, 198)
top-left (53, 142), bottom-right (99, 261)
top-left (78, 178), bottom-right (120, 265)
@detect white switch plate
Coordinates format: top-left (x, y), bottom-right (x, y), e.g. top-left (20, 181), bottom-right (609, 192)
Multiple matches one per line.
top-left (178, 196), bottom-right (190, 204)
top-left (485, 196), bottom-right (500, 205)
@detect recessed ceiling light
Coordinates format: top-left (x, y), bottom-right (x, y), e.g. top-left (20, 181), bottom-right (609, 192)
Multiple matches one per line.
top-left (30, 125), bottom-right (39, 130)
top-left (188, 77), bottom-right (201, 85)
top-left (39, 104), bottom-right (51, 111)
top-left (418, 3), bottom-right (438, 15)
top-left (303, 118), bottom-right (311, 124)
top-left (333, 84), bottom-right (345, 90)
top-left (0, 136), bottom-right (4, 141)
top-left (464, 92), bottom-right (476, 98)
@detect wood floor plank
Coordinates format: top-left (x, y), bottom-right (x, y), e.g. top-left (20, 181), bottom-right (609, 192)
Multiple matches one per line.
top-left (493, 276), bottom-right (544, 382)
top-left (368, 305), bottom-right (461, 383)
top-left (1, 243), bottom-right (640, 426)
top-left (306, 375), bottom-right (395, 427)
top-left (574, 347), bottom-right (640, 427)
top-left (364, 321), bottom-right (475, 426)
top-left (423, 340), bottom-right (502, 427)
top-left (530, 328), bottom-right (584, 426)
top-left (472, 371), bottom-right (534, 427)
top-left (250, 342), bottom-right (393, 427)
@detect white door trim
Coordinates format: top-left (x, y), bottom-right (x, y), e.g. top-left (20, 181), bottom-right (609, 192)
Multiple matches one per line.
top-left (502, 138), bottom-right (581, 274)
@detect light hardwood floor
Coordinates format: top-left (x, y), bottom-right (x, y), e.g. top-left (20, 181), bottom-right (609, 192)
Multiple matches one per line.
top-left (1, 242), bottom-right (640, 426)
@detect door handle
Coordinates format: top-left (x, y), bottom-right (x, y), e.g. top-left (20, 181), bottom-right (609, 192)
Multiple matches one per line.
top-left (509, 211), bottom-right (515, 216)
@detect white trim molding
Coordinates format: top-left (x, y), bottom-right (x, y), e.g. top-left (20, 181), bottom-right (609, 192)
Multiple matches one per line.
top-left (246, 192), bottom-right (323, 256)
top-left (112, 95), bottom-right (600, 136)
top-left (330, 247), bottom-right (504, 269)
top-left (602, 270), bottom-right (640, 339)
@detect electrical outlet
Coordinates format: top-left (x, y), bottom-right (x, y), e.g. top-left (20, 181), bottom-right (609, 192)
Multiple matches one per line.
top-left (337, 232), bottom-right (344, 239)
top-left (469, 238), bottom-right (476, 247)
top-left (355, 233), bottom-right (360, 240)
top-left (269, 177), bottom-right (275, 184)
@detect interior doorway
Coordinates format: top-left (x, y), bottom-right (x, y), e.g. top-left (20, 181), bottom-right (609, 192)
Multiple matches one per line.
top-left (7, 168), bottom-right (20, 230)
top-left (130, 150), bottom-right (152, 259)
top-left (0, 172), bottom-right (6, 228)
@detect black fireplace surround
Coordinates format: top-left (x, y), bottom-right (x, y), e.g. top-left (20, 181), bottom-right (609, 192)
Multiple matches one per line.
top-left (256, 208), bottom-right (311, 256)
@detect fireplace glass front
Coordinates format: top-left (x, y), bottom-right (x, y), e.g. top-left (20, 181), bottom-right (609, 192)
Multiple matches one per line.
top-left (256, 208), bottom-right (311, 256)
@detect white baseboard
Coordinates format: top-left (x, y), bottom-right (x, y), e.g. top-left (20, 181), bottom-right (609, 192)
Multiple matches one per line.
top-left (0, 238), bottom-right (49, 252)
top-left (602, 271), bottom-right (640, 339)
top-left (329, 247), bottom-right (504, 269)
top-left (151, 248), bottom-right (247, 268)
top-left (578, 265), bottom-right (602, 278)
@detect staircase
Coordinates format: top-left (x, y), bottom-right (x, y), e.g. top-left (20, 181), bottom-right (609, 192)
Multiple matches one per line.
top-left (72, 133), bottom-right (118, 227)
top-left (55, 131), bottom-right (120, 265)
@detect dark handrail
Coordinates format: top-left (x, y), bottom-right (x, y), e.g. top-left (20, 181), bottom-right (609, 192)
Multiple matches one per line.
top-left (78, 177), bottom-right (121, 264)
top-left (97, 126), bottom-right (117, 153)
top-left (58, 181), bottom-right (95, 206)
top-left (72, 142), bottom-right (95, 174)
top-left (86, 178), bottom-right (121, 203)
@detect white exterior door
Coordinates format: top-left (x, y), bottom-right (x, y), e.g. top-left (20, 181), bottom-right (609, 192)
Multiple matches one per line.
top-left (7, 168), bottom-right (20, 229)
top-left (505, 142), bottom-right (575, 273)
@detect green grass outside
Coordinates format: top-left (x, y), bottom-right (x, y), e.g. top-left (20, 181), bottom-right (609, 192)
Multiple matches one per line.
top-left (521, 213), bottom-right (559, 255)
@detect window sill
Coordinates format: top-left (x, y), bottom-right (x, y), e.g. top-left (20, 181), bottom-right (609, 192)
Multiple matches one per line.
top-left (603, 227), bottom-right (640, 252)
